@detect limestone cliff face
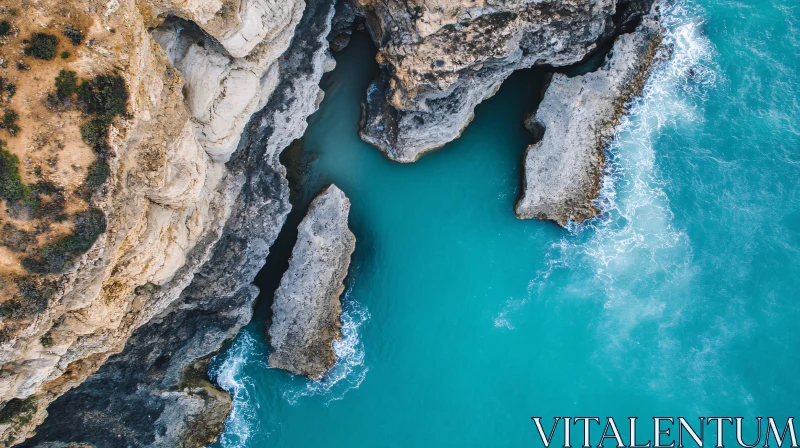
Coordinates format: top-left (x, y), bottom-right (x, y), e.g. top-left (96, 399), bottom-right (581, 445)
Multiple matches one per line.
top-left (515, 13), bottom-right (662, 225)
top-left (356, 0), bottom-right (654, 162)
top-left (268, 185), bottom-right (355, 381)
top-left (0, 0), bottom-right (325, 445)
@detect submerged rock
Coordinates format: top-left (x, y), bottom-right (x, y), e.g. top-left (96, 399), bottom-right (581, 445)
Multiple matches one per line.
top-left (269, 185), bottom-right (356, 380)
top-left (356, 0), bottom-right (657, 162)
top-left (515, 12), bottom-right (663, 226)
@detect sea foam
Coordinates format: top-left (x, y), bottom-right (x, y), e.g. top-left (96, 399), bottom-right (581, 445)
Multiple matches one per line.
top-left (209, 331), bottom-right (270, 447)
top-left (494, 0), bottom-right (732, 410)
top-left (210, 291), bottom-right (370, 447)
top-left (282, 293), bottom-right (371, 405)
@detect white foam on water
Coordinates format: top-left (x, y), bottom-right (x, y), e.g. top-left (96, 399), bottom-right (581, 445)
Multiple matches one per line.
top-left (497, 0), bottom-right (716, 329)
top-left (493, 0), bottom-right (748, 408)
top-left (209, 291), bottom-right (370, 447)
top-left (209, 331), bottom-right (270, 448)
top-left (282, 292), bottom-right (371, 405)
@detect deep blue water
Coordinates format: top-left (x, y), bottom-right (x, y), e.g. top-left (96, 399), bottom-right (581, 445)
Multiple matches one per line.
top-left (209, 1), bottom-right (800, 446)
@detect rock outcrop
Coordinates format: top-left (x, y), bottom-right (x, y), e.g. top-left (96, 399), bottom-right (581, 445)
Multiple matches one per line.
top-left (268, 185), bottom-right (355, 381)
top-left (355, 0), bottom-right (655, 162)
top-left (1, 0), bottom-right (337, 445)
top-left (515, 13), bottom-right (662, 226)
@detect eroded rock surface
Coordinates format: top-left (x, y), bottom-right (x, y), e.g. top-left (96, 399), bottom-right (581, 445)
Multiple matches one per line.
top-left (268, 185), bottom-right (355, 381)
top-left (356, 0), bottom-right (655, 162)
top-left (515, 13), bottom-right (663, 226)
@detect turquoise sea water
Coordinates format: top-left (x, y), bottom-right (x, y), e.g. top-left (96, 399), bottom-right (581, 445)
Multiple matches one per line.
top-left (210, 1), bottom-right (800, 446)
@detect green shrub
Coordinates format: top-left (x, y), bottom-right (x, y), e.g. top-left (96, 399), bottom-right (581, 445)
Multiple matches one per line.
top-left (54, 70), bottom-right (79, 99)
top-left (79, 119), bottom-right (109, 152)
top-left (63, 25), bottom-right (83, 46)
top-left (0, 142), bottom-right (29, 203)
top-left (78, 74), bottom-right (128, 120)
top-left (1, 109), bottom-right (20, 136)
top-left (73, 74), bottom-right (128, 155)
top-left (22, 208), bottom-right (106, 273)
top-left (24, 33), bottom-right (58, 60)
top-left (1, 223), bottom-right (37, 252)
top-left (16, 277), bottom-right (57, 313)
top-left (0, 277), bottom-right (57, 319)
top-left (0, 21), bottom-right (10, 37)
top-left (0, 396), bottom-right (36, 425)
top-left (4, 82), bottom-right (16, 99)
top-left (60, 51), bottom-right (70, 59)
top-left (84, 159), bottom-right (109, 194)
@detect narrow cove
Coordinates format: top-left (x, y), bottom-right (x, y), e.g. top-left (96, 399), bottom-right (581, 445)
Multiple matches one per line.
top-left (210, 1), bottom-right (800, 443)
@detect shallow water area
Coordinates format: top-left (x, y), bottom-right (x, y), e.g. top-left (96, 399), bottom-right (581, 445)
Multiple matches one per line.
top-left (210, 1), bottom-right (800, 445)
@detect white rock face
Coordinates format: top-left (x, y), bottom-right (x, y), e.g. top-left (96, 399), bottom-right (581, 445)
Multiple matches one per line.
top-left (14, 1), bottom-right (338, 445)
top-left (268, 185), bottom-right (356, 381)
top-left (151, 7), bottom-right (300, 162)
top-left (515, 14), bottom-right (663, 226)
top-left (145, 0), bottom-right (306, 58)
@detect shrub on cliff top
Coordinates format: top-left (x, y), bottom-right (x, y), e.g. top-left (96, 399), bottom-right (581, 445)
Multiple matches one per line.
top-left (24, 33), bottom-right (58, 60)
top-left (0, 142), bottom-right (29, 203)
top-left (22, 208), bottom-right (106, 274)
top-left (0, 396), bottom-right (36, 425)
top-left (79, 119), bottom-right (109, 151)
top-left (70, 73), bottom-right (128, 156)
top-left (0, 21), bottom-right (11, 37)
top-left (55, 70), bottom-right (79, 98)
top-left (1, 109), bottom-right (20, 136)
top-left (63, 25), bottom-right (83, 46)
top-left (78, 73), bottom-right (128, 120)
top-left (80, 159), bottom-right (110, 200)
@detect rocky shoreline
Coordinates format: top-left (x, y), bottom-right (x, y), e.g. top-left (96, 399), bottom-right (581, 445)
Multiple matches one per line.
top-left (356, 0), bottom-right (657, 162)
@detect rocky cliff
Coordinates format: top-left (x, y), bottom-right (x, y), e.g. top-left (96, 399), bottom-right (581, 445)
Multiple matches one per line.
top-left (268, 184), bottom-right (355, 380)
top-left (516, 12), bottom-right (662, 225)
top-left (0, 0), bottom-right (336, 445)
top-left (355, 0), bottom-right (655, 162)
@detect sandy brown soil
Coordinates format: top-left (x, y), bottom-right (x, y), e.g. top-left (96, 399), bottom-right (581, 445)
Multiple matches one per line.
top-left (0, 3), bottom-right (99, 278)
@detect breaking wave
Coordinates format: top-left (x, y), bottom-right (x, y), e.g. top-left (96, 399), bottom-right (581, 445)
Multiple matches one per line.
top-left (494, 0), bottom-right (722, 400)
top-left (209, 331), bottom-right (270, 448)
top-left (209, 294), bottom-right (369, 447)
top-left (282, 294), bottom-right (370, 405)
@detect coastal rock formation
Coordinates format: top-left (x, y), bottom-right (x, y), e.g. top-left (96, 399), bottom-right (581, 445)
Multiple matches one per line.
top-left (1, 0), bottom-right (338, 445)
top-left (515, 13), bottom-right (663, 226)
top-left (268, 185), bottom-right (356, 381)
top-left (0, 0), bottom-right (668, 445)
top-left (356, 0), bottom-right (655, 162)
top-left (12, 0), bottom-right (337, 445)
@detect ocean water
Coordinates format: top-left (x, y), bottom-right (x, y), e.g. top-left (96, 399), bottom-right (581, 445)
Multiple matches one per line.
top-left (209, 1), bottom-right (800, 446)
